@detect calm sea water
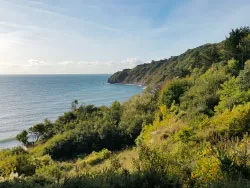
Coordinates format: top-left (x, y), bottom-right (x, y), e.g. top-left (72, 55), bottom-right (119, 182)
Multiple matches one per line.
top-left (0, 75), bottom-right (143, 149)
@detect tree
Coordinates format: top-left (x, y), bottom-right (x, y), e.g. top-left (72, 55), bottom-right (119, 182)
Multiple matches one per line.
top-left (227, 58), bottom-right (241, 76)
top-left (201, 46), bottom-right (220, 64)
top-left (29, 123), bottom-right (46, 142)
top-left (239, 34), bottom-right (250, 67)
top-left (119, 91), bottom-right (157, 142)
top-left (224, 26), bottom-right (250, 62)
top-left (71, 99), bottom-right (79, 111)
top-left (54, 112), bottom-right (76, 133)
top-left (215, 77), bottom-right (249, 113)
top-left (238, 60), bottom-right (250, 91)
top-left (180, 69), bottom-right (228, 116)
top-left (161, 79), bottom-right (190, 108)
top-left (109, 101), bottom-right (121, 124)
top-left (16, 130), bottom-right (29, 146)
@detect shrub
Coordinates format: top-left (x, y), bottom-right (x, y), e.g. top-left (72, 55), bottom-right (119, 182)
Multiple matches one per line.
top-left (81, 149), bottom-right (112, 166)
top-left (227, 58), bottom-right (241, 76)
top-left (180, 68), bottom-right (228, 117)
top-left (215, 137), bottom-right (250, 179)
top-left (36, 163), bottom-right (63, 183)
top-left (215, 77), bottom-right (250, 113)
top-left (0, 147), bottom-right (36, 177)
top-left (160, 78), bottom-right (190, 108)
top-left (211, 103), bottom-right (250, 137)
top-left (238, 60), bottom-right (250, 91)
top-left (192, 155), bottom-right (223, 185)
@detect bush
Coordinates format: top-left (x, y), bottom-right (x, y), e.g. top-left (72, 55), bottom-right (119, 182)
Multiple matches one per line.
top-left (160, 78), bottom-right (190, 108)
top-left (0, 147), bottom-right (36, 177)
top-left (212, 103), bottom-right (250, 137)
top-left (238, 60), bottom-right (250, 91)
top-left (80, 149), bottom-right (112, 166)
top-left (180, 68), bottom-right (228, 117)
top-left (227, 58), bottom-right (241, 76)
top-left (215, 77), bottom-right (250, 113)
top-left (215, 137), bottom-right (250, 179)
top-left (36, 163), bottom-right (63, 183)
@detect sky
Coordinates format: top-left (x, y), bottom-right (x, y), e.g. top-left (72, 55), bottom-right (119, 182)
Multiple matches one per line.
top-left (0, 0), bottom-right (250, 74)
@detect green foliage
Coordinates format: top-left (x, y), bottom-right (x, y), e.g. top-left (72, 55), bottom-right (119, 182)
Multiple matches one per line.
top-left (109, 101), bottom-right (122, 124)
top-left (160, 78), bottom-right (190, 108)
top-left (0, 147), bottom-right (36, 177)
top-left (224, 26), bottom-right (250, 63)
top-left (108, 44), bottom-right (220, 85)
top-left (20, 89), bottom-right (157, 160)
top-left (180, 68), bottom-right (228, 117)
top-left (107, 69), bottom-right (130, 84)
top-left (0, 176), bottom-right (54, 188)
top-left (109, 155), bottom-right (122, 172)
top-left (80, 149), bottom-right (112, 166)
top-left (36, 163), bottom-right (63, 183)
top-left (119, 90), bottom-right (157, 142)
top-left (215, 77), bottom-right (250, 113)
top-left (29, 123), bottom-right (47, 142)
top-left (239, 34), bottom-right (250, 64)
top-left (192, 151), bottom-right (222, 184)
top-left (3, 26), bottom-right (250, 187)
top-left (54, 112), bottom-right (76, 133)
top-left (238, 60), bottom-right (250, 91)
top-left (212, 103), bottom-right (250, 137)
top-left (176, 126), bottom-right (194, 142)
top-left (71, 99), bottom-right (79, 111)
top-left (212, 136), bottom-right (250, 185)
top-left (227, 58), bottom-right (241, 76)
top-left (16, 130), bottom-right (29, 146)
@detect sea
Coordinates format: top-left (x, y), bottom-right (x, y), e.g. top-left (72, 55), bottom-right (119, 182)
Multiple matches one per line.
top-left (0, 74), bottom-right (143, 149)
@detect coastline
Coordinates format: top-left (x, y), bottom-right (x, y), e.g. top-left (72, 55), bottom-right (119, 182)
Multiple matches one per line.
top-left (107, 82), bottom-right (147, 90)
top-left (0, 76), bottom-right (144, 150)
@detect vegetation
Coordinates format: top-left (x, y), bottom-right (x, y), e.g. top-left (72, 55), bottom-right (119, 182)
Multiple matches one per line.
top-left (1, 26), bottom-right (250, 187)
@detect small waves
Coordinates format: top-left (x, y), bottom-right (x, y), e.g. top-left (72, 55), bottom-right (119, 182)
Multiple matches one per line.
top-left (0, 75), bottom-right (143, 149)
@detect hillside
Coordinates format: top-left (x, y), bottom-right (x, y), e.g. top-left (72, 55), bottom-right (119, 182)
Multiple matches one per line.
top-left (1, 27), bottom-right (250, 188)
top-left (108, 43), bottom-right (223, 86)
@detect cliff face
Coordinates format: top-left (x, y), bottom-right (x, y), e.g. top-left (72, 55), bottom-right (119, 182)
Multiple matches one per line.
top-left (108, 69), bottom-right (131, 84)
top-left (108, 43), bottom-right (223, 86)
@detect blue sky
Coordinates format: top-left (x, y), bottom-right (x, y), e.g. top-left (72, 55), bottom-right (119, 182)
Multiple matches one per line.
top-left (0, 0), bottom-right (250, 74)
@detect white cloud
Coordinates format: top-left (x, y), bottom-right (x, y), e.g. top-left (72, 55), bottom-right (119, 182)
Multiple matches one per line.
top-left (57, 58), bottom-right (142, 70)
top-left (26, 59), bottom-right (48, 66)
top-left (120, 57), bottom-right (143, 67)
top-left (1, 0), bottom-right (250, 74)
top-left (0, 57), bottom-right (143, 74)
top-left (58, 60), bottom-right (109, 66)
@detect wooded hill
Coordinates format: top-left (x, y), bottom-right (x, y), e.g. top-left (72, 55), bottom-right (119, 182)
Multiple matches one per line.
top-left (108, 27), bottom-right (250, 86)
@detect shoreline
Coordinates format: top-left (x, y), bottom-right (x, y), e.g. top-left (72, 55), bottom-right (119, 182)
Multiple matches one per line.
top-left (0, 80), bottom-right (144, 150)
top-left (107, 82), bottom-right (147, 89)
